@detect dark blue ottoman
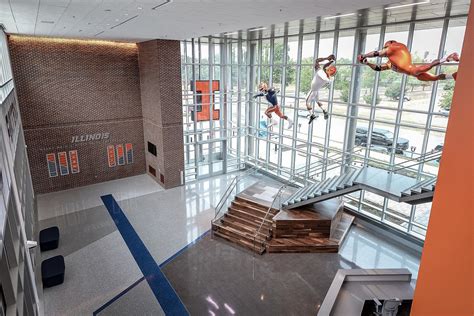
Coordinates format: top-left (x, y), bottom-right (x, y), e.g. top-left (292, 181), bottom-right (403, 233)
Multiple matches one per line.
top-left (42, 255), bottom-right (65, 288)
top-left (39, 227), bottom-right (59, 251)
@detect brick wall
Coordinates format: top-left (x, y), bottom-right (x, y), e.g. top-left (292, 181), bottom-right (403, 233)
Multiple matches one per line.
top-left (138, 40), bottom-right (184, 189)
top-left (8, 36), bottom-right (146, 194)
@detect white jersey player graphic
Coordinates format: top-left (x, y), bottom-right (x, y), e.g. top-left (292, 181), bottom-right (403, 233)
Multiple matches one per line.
top-left (305, 54), bottom-right (337, 124)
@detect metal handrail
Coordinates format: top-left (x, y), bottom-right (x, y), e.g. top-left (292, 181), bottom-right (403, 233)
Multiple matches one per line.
top-left (212, 164), bottom-right (262, 221)
top-left (389, 149), bottom-right (442, 171)
top-left (391, 154), bottom-right (442, 173)
top-left (252, 180), bottom-right (293, 253)
top-left (293, 148), bottom-right (364, 183)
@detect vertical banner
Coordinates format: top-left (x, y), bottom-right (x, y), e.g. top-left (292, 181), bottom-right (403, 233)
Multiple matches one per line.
top-left (46, 153), bottom-right (58, 178)
top-left (116, 144), bottom-right (125, 166)
top-left (57, 152), bottom-right (69, 176)
top-left (107, 145), bottom-right (116, 167)
top-left (125, 143), bottom-right (134, 164)
top-left (69, 150), bottom-right (80, 174)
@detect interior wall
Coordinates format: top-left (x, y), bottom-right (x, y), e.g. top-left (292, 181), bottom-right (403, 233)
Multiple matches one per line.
top-left (412, 3), bottom-right (474, 314)
top-left (8, 36), bottom-right (146, 194)
top-left (138, 39), bottom-right (184, 189)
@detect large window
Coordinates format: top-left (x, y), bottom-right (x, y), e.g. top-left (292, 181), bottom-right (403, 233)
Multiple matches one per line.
top-left (181, 1), bottom-right (469, 239)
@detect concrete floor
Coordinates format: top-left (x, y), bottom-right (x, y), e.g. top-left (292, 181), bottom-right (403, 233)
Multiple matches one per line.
top-left (37, 172), bottom-right (421, 315)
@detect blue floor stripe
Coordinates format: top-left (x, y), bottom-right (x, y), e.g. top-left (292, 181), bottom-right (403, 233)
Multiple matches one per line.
top-left (93, 229), bottom-right (210, 315)
top-left (100, 194), bottom-right (189, 316)
top-left (92, 276), bottom-right (145, 316)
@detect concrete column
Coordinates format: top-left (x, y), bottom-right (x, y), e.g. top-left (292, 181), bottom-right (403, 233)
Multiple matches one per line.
top-left (138, 40), bottom-right (184, 189)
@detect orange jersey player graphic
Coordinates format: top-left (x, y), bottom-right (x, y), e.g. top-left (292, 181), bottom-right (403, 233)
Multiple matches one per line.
top-left (358, 40), bottom-right (459, 81)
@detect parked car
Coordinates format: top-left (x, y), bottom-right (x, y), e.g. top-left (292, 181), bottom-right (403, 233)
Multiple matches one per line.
top-left (355, 127), bottom-right (409, 154)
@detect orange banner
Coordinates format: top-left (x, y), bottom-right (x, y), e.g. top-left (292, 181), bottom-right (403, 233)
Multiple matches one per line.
top-left (69, 150), bottom-right (80, 174)
top-left (57, 152), bottom-right (69, 176)
top-left (107, 145), bottom-right (116, 167)
top-left (116, 144), bottom-right (125, 165)
top-left (46, 153), bottom-right (58, 177)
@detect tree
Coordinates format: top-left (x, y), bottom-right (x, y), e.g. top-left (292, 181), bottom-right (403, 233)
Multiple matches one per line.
top-left (363, 93), bottom-right (381, 105)
top-left (385, 81), bottom-right (408, 100)
top-left (439, 89), bottom-right (453, 110)
top-left (299, 57), bottom-right (314, 93)
top-left (260, 42), bottom-right (296, 87)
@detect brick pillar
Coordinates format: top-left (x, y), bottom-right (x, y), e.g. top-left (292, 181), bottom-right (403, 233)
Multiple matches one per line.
top-left (138, 40), bottom-right (184, 189)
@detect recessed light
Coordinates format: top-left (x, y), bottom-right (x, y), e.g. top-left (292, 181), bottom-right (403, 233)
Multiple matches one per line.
top-left (385, 1), bottom-right (430, 10)
top-left (124, 13), bottom-right (128, 16)
top-left (323, 13), bottom-right (355, 20)
top-left (106, 23), bottom-right (110, 26)
top-left (137, 6), bottom-right (143, 10)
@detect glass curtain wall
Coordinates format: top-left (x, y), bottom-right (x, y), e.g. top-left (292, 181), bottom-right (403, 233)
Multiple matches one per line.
top-left (181, 1), bottom-right (469, 239)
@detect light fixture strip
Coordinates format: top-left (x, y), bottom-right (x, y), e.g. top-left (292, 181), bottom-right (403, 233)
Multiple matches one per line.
top-left (385, 1), bottom-right (430, 10)
top-left (248, 27), bottom-right (266, 32)
top-left (110, 15), bottom-right (139, 29)
top-left (151, 0), bottom-right (172, 10)
top-left (323, 13), bottom-right (356, 20)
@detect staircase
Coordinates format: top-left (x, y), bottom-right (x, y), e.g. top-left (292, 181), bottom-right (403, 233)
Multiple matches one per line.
top-left (283, 166), bottom-right (437, 210)
top-left (212, 195), bottom-right (279, 254)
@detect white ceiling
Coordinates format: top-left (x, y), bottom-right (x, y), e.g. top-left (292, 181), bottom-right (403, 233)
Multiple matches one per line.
top-left (0, 0), bottom-right (407, 42)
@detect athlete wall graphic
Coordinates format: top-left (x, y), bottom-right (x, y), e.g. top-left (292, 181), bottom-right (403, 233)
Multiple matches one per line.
top-left (254, 82), bottom-right (294, 129)
top-left (305, 54), bottom-right (337, 124)
top-left (358, 40), bottom-right (459, 81)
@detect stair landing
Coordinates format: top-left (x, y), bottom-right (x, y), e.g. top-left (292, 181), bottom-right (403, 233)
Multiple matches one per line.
top-left (267, 213), bottom-right (354, 253)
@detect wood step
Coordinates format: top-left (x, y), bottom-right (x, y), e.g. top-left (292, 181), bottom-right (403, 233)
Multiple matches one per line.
top-left (224, 213), bottom-right (271, 234)
top-left (221, 217), bottom-right (270, 239)
top-left (266, 236), bottom-right (338, 253)
top-left (232, 199), bottom-right (279, 216)
top-left (213, 230), bottom-right (265, 254)
top-left (235, 195), bottom-right (279, 213)
top-left (213, 222), bottom-right (267, 245)
top-left (228, 207), bottom-right (274, 225)
top-left (231, 200), bottom-right (270, 218)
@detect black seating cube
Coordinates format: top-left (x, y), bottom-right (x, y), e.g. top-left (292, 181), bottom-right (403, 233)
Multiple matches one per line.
top-left (41, 255), bottom-right (65, 288)
top-left (39, 226), bottom-right (59, 251)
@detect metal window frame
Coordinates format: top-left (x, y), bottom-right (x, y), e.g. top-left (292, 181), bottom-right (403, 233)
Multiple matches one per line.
top-left (181, 3), bottom-right (467, 239)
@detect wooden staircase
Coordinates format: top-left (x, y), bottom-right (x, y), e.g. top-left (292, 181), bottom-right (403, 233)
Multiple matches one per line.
top-left (212, 196), bottom-right (278, 254)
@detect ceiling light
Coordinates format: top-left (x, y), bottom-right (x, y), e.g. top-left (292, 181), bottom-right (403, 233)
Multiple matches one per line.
top-left (115, 19), bottom-right (119, 21)
top-left (124, 13), bottom-right (128, 16)
top-left (137, 6), bottom-right (143, 10)
top-left (323, 13), bottom-right (355, 20)
top-left (249, 27), bottom-right (266, 32)
top-left (385, 1), bottom-right (430, 10)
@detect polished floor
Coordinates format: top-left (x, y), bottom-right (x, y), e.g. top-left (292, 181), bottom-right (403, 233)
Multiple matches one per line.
top-left (37, 172), bottom-right (421, 315)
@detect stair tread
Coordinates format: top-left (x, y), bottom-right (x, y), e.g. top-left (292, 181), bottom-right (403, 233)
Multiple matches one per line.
top-left (229, 207), bottom-right (274, 223)
top-left (224, 213), bottom-right (272, 230)
top-left (221, 217), bottom-right (269, 238)
top-left (232, 200), bottom-right (276, 216)
top-left (214, 222), bottom-right (266, 243)
top-left (235, 196), bottom-right (278, 212)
